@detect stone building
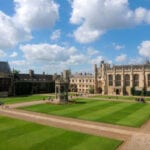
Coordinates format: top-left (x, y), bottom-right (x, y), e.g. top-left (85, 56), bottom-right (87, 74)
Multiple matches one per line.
top-left (0, 62), bottom-right (13, 97)
top-left (94, 61), bottom-right (150, 95)
top-left (70, 73), bottom-right (94, 93)
top-left (13, 69), bottom-right (55, 95)
top-left (0, 62), bottom-right (59, 97)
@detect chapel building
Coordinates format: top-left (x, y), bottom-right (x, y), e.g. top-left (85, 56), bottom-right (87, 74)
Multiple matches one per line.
top-left (94, 61), bottom-right (150, 95)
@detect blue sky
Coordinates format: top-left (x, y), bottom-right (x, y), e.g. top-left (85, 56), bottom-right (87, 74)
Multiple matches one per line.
top-left (0, 0), bottom-right (150, 74)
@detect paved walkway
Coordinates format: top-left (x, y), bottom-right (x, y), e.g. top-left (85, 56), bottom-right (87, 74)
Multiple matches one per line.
top-left (0, 100), bottom-right (150, 150)
top-left (6, 100), bottom-right (47, 108)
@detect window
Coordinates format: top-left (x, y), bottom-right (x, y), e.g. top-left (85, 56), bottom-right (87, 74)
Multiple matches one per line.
top-left (133, 74), bottom-right (139, 86)
top-left (148, 74), bottom-right (150, 86)
top-left (115, 74), bottom-right (121, 86)
top-left (124, 74), bottom-right (130, 86)
top-left (108, 75), bottom-right (113, 86)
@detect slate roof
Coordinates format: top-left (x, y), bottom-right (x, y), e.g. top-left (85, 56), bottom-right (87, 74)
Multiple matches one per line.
top-left (16, 74), bottom-right (53, 81)
top-left (0, 62), bottom-right (11, 74)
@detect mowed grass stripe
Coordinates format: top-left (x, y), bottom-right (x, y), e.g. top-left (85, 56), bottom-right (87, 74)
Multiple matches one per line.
top-left (1, 128), bottom-right (66, 150)
top-left (22, 100), bottom-right (104, 116)
top-left (79, 102), bottom-right (131, 120)
top-left (0, 117), bottom-right (28, 131)
top-left (65, 101), bottom-right (113, 118)
top-left (71, 136), bottom-right (122, 150)
top-left (30, 131), bottom-right (89, 150)
top-left (117, 104), bottom-right (150, 127)
top-left (21, 99), bottom-right (150, 127)
top-left (98, 103), bottom-right (145, 123)
top-left (52, 100), bottom-right (101, 115)
top-left (0, 123), bottom-right (43, 141)
top-left (0, 116), bottom-right (121, 150)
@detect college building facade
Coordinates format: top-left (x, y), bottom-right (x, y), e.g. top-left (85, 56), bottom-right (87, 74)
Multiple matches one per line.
top-left (0, 62), bottom-right (57, 97)
top-left (94, 61), bottom-right (150, 96)
top-left (70, 73), bottom-right (94, 93)
top-left (1, 61), bottom-right (150, 97)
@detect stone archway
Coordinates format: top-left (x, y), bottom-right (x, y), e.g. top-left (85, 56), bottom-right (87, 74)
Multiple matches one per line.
top-left (116, 89), bottom-right (120, 95)
top-left (97, 87), bottom-right (102, 94)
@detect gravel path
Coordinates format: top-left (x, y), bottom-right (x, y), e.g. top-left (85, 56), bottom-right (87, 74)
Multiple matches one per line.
top-left (0, 100), bottom-right (150, 150)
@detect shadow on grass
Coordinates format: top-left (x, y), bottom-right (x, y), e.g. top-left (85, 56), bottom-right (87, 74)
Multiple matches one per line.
top-left (68, 100), bottom-right (86, 104)
top-left (75, 101), bottom-right (86, 104)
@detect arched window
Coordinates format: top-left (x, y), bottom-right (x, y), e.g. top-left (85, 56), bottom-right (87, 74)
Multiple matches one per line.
top-left (133, 74), bottom-right (139, 86)
top-left (124, 74), bottom-right (130, 86)
top-left (115, 74), bottom-right (121, 86)
top-left (148, 74), bottom-right (150, 86)
top-left (108, 75), bottom-right (113, 86)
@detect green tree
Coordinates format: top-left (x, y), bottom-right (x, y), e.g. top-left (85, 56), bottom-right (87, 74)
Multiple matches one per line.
top-left (12, 69), bottom-right (20, 74)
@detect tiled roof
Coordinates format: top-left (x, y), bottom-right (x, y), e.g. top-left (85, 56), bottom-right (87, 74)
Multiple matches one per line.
top-left (15, 74), bottom-right (53, 81)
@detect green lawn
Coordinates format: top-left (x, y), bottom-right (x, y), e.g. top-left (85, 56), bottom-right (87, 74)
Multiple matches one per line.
top-left (21, 98), bottom-right (150, 127)
top-left (0, 116), bottom-right (121, 150)
top-left (0, 94), bottom-right (54, 104)
top-left (89, 95), bottom-right (150, 101)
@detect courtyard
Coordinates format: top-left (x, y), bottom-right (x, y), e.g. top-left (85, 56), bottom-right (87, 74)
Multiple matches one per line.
top-left (0, 94), bottom-right (150, 150)
top-left (20, 98), bottom-right (150, 127)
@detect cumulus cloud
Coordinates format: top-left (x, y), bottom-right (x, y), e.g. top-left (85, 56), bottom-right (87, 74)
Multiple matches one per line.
top-left (87, 47), bottom-right (99, 56)
top-left (0, 11), bottom-right (31, 49)
top-left (50, 29), bottom-right (61, 41)
top-left (129, 57), bottom-right (145, 64)
top-left (11, 60), bottom-right (30, 66)
top-left (91, 56), bottom-right (104, 64)
top-left (18, 43), bottom-right (108, 72)
top-left (0, 0), bottom-right (59, 50)
top-left (115, 54), bottom-right (127, 62)
top-left (70, 0), bottom-right (150, 43)
top-left (13, 0), bottom-right (59, 29)
top-left (20, 43), bottom-right (78, 63)
top-left (0, 50), bottom-right (6, 57)
top-left (138, 40), bottom-right (150, 57)
top-left (10, 52), bottom-right (18, 58)
top-left (74, 25), bottom-right (104, 43)
top-left (113, 43), bottom-right (125, 50)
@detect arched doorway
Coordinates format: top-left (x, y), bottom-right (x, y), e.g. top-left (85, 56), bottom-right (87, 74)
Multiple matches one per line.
top-left (116, 89), bottom-right (120, 95)
top-left (97, 87), bottom-right (102, 94)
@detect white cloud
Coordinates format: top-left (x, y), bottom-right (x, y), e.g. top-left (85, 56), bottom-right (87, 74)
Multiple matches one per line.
top-left (129, 57), bottom-right (145, 64)
top-left (0, 11), bottom-right (31, 49)
top-left (91, 56), bottom-right (104, 65)
top-left (10, 60), bottom-right (31, 73)
top-left (113, 43), bottom-right (125, 50)
top-left (0, 50), bottom-right (6, 57)
top-left (11, 60), bottom-right (29, 66)
top-left (0, 0), bottom-right (59, 50)
top-left (138, 40), bottom-right (150, 57)
top-left (13, 0), bottom-right (59, 29)
top-left (50, 29), bottom-right (61, 41)
top-left (74, 24), bottom-right (104, 43)
top-left (66, 54), bottom-right (87, 65)
top-left (10, 52), bottom-right (18, 58)
top-left (87, 47), bottom-right (99, 56)
top-left (18, 43), bottom-right (108, 72)
top-left (115, 54), bottom-right (127, 62)
top-left (70, 0), bottom-right (150, 43)
top-left (20, 44), bottom-right (78, 63)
